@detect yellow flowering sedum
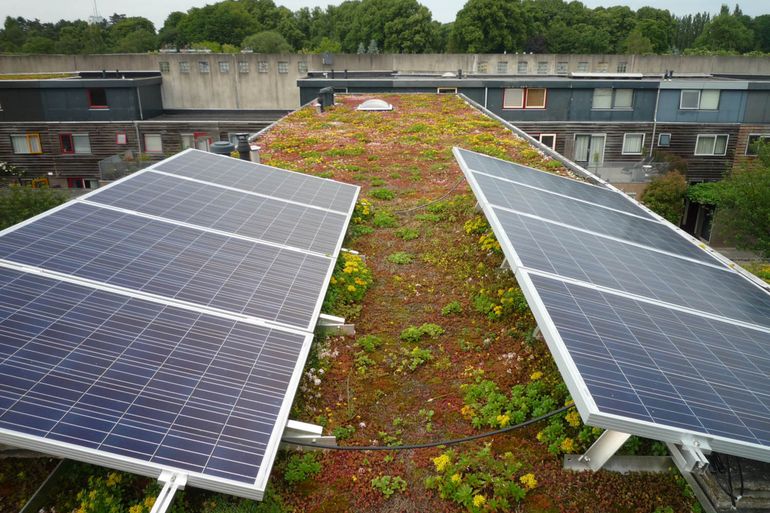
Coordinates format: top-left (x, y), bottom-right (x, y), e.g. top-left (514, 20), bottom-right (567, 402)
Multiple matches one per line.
top-left (560, 437), bottom-right (576, 453)
top-left (520, 472), bottom-right (538, 489)
top-left (496, 414), bottom-right (510, 427)
top-left (473, 494), bottom-right (486, 507)
top-left (530, 371), bottom-right (543, 381)
top-left (451, 473), bottom-right (462, 483)
top-left (433, 453), bottom-right (451, 472)
top-left (565, 409), bottom-right (582, 428)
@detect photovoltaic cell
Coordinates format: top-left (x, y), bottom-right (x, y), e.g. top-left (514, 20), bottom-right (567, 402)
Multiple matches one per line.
top-left (474, 171), bottom-right (715, 264)
top-left (0, 202), bottom-right (331, 331)
top-left (456, 147), bottom-right (652, 219)
top-left (531, 274), bottom-right (770, 447)
top-left (0, 266), bottom-right (309, 485)
top-left (494, 208), bottom-right (770, 329)
top-left (154, 151), bottom-right (358, 213)
top-left (87, 171), bottom-right (347, 255)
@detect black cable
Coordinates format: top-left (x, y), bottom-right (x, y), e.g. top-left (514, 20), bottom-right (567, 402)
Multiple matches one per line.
top-left (282, 404), bottom-right (570, 451)
top-left (726, 454), bottom-right (735, 508)
top-left (738, 457), bottom-right (744, 501)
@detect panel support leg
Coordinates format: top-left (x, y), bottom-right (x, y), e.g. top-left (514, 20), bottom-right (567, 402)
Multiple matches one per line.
top-left (149, 471), bottom-right (187, 513)
top-left (570, 430), bottom-right (631, 471)
top-left (281, 419), bottom-right (337, 451)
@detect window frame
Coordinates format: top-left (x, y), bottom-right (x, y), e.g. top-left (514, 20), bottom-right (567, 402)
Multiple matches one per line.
top-left (745, 133), bottom-right (770, 156)
top-left (502, 88), bottom-right (547, 110)
top-left (179, 61), bottom-right (190, 73)
top-left (277, 61), bottom-right (289, 74)
top-left (238, 61), bottom-right (250, 73)
top-left (60, 133), bottom-right (75, 154)
top-left (257, 61), bottom-right (269, 73)
top-left (517, 61), bottom-right (528, 74)
top-left (10, 133), bottom-right (42, 155)
top-left (577, 61), bottom-right (589, 72)
top-left (621, 133), bottom-right (645, 155)
top-left (198, 61), bottom-right (210, 73)
top-left (680, 89), bottom-right (722, 110)
top-left (657, 133), bottom-right (671, 147)
top-left (694, 134), bottom-right (729, 156)
top-left (535, 133), bottom-right (556, 150)
top-left (497, 61), bottom-right (508, 74)
top-left (592, 88), bottom-right (634, 110)
top-left (159, 61), bottom-right (170, 73)
top-left (536, 61), bottom-right (549, 75)
top-left (116, 132), bottom-right (127, 145)
top-left (218, 61), bottom-right (230, 73)
top-left (436, 87), bottom-right (457, 94)
top-left (87, 88), bottom-right (108, 109)
top-left (143, 133), bottom-right (163, 154)
top-left (556, 62), bottom-right (568, 75)
top-left (617, 62), bottom-right (627, 73)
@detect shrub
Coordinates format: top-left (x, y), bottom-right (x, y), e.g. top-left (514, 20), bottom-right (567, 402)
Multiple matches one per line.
top-left (356, 334), bottom-right (382, 352)
top-left (332, 425), bottom-right (356, 440)
top-left (473, 287), bottom-right (528, 320)
top-left (404, 347), bottom-right (433, 371)
top-left (441, 300), bottom-right (462, 316)
top-left (640, 171), bottom-right (687, 224)
top-left (372, 210), bottom-right (397, 228)
top-left (0, 186), bottom-right (68, 230)
top-left (400, 323), bottom-right (444, 343)
top-left (387, 252), bottom-right (414, 265)
top-left (370, 188), bottom-right (395, 200)
top-left (395, 227), bottom-right (419, 240)
top-left (371, 475), bottom-right (407, 498)
top-left (425, 445), bottom-right (529, 512)
top-left (284, 453), bottom-right (322, 484)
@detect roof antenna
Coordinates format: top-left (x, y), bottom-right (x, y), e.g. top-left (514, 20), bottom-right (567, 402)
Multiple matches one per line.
top-left (89, 0), bottom-right (104, 24)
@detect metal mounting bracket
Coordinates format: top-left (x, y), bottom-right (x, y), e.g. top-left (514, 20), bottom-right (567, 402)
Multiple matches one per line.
top-left (317, 314), bottom-right (355, 335)
top-left (570, 430), bottom-right (631, 471)
top-left (670, 438), bottom-right (711, 473)
top-left (149, 471), bottom-right (187, 513)
top-left (281, 419), bottom-right (337, 451)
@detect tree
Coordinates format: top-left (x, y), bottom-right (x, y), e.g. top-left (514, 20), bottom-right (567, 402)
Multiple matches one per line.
top-left (242, 31), bottom-right (292, 52)
top-left (314, 36), bottom-right (342, 53)
top-left (623, 28), bottom-right (654, 54)
top-left (21, 35), bottom-right (56, 53)
top-left (640, 171), bottom-right (688, 224)
top-left (109, 18), bottom-right (157, 52)
top-left (450, 0), bottom-right (529, 53)
top-left (754, 14), bottom-right (770, 52)
top-left (176, 2), bottom-right (257, 47)
top-left (0, 186), bottom-right (68, 231)
top-left (357, 41), bottom-right (366, 53)
top-left (694, 11), bottom-right (754, 53)
top-left (711, 143), bottom-right (770, 256)
top-left (367, 39), bottom-right (379, 54)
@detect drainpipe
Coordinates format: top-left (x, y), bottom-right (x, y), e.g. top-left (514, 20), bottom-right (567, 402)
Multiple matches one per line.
top-left (650, 80), bottom-right (661, 158)
top-left (136, 87), bottom-right (144, 120)
top-left (483, 87), bottom-right (488, 109)
top-left (134, 121), bottom-right (142, 156)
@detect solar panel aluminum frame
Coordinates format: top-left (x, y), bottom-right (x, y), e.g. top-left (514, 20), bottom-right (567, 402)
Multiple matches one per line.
top-left (0, 149), bottom-right (360, 334)
top-left (454, 146), bottom-right (770, 465)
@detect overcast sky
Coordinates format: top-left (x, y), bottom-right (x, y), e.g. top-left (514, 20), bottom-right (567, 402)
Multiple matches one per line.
top-left (2, 0), bottom-right (767, 30)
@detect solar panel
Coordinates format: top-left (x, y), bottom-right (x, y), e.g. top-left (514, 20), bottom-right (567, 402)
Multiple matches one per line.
top-left (0, 202), bottom-right (331, 331)
top-left (87, 171), bottom-right (348, 255)
top-left (455, 147), bottom-right (770, 463)
top-left (493, 208), bottom-right (770, 329)
top-left (455, 147), bottom-right (652, 218)
top-left (154, 150), bottom-right (358, 213)
top-left (530, 274), bottom-right (770, 454)
top-left (0, 149), bottom-right (359, 498)
top-left (474, 172), bottom-right (715, 264)
top-left (0, 266), bottom-right (309, 498)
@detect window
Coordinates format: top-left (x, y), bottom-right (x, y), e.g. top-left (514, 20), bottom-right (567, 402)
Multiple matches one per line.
top-left (116, 132), bottom-right (127, 145)
top-left (88, 88), bottom-right (108, 109)
top-left (577, 61), bottom-right (589, 72)
top-left (278, 61), bottom-right (289, 74)
top-left (478, 61), bottom-right (488, 73)
top-left (497, 61), bottom-right (508, 74)
top-left (437, 87), bottom-right (457, 94)
top-left (198, 61), bottom-right (210, 73)
top-left (59, 133), bottom-right (91, 154)
top-left (143, 134), bottom-right (163, 153)
top-left (617, 62), bottom-right (627, 73)
top-left (622, 133), bottom-right (645, 155)
top-left (574, 134), bottom-right (606, 165)
top-left (238, 61), bottom-right (249, 73)
top-left (181, 132), bottom-right (212, 151)
top-left (298, 61), bottom-right (308, 74)
top-left (258, 61), bottom-right (269, 73)
top-left (517, 61), bottom-right (528, 74)
top-left (658, 133), bottom-right (671, 147)
top-left (67, 177), bottom-right (99, 189)
top-left (219, 61), bottom-right (230, 73)
top-left (592, 88), bottom-right (633, 109)
top-left (11, 134), bottom-right (42, 154)
top-left (536, 134), bottom-right (556, 150)
top-left (537, 61), bottom-right (549, 74)
top-left (503, 88), bottom-right (547, 109)
top-left (694, 134), bottom-right (728, 156)
top-left (159, 61), bottom-right (170, 73)
top-left (746, 134), bottom-right (770, 156)
top-left (180, 61), bottom-right (190, 73)
top-left (556, 62), bottom-right (568, 74)
top-left (680, 89), bottom-right (720, 110)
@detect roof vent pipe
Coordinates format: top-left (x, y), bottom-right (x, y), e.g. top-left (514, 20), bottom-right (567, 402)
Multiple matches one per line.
top-left (210, 140), bottom-right (235, 156)
top-left (235, 133), bottom-right (251, 161)
top-left (458, 69), bottom-right (463, 79)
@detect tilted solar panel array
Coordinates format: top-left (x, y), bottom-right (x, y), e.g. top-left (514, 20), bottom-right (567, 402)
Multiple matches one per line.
top-left (0, 149), bottom-right (359, 499)
top-left (455, 147), bottom-right (770, 462)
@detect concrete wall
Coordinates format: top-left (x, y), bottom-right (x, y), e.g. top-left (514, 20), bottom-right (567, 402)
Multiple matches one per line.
top-left (3, 53), bottom-right (770, 111)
